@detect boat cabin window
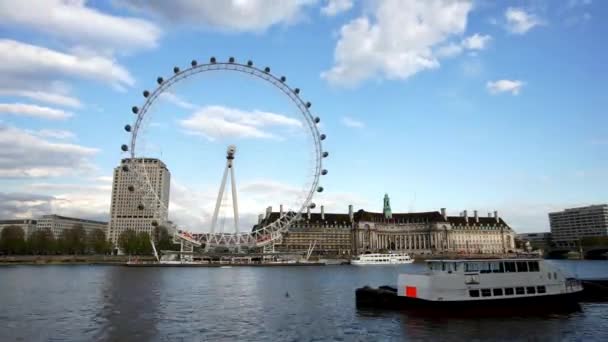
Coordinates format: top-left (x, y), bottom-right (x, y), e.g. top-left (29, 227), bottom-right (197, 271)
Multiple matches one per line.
top-left (493, 288), bottom-right (503, 296)
top-left (528, 261), bottom-right (540, 272)
top-left (469, 290), bottom-right (480, 297)
top-left (526, 286), bottom-right (536, 294)
top-left (537, 286), bottom-right (546, 294)
top-left (516, 261), bottom-right (529, 272)
top-left (553, 272), bottom-right (558, 279)
top-left (481, 289), bottom-right (492, 297)
top-left (504, 262), bottom-right (516, 273)
top-left (547, 272), bottom-right (551, 279)
top-left (491, 262), bottom-right (504, 273)
top-left (515, 287), bottom-right (525, 295)
top-left (505, 288), bottom-right (514, 295)
top-left (465, 262), bottom-right (480, 272)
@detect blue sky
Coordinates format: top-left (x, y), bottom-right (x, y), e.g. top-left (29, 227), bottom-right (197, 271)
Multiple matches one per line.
top-left (0, 0), bottom-right (606, 233)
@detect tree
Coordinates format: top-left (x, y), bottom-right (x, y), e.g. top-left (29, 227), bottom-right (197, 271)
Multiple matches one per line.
top-left (0, 225), bottom-right (26, 255)
top-left (88, 228), bottom-right (111, 254)
top-left (57, 224), bottom-right (87, 255)
top-left (153, 226), bottom-right (175, 251)
top-left (28, 228), bottom-right (55, 255)
top-left (118, 229), bottom-right (138, 255)
top-left (136, 232), bottom-right (153, 255)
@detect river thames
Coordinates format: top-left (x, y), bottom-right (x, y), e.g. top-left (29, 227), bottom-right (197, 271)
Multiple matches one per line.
top-left (1, 260), bottom-right (607, 341)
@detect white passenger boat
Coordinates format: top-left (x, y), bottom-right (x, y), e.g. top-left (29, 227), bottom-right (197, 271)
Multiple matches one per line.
top-left (351, 252), bottom-right (414, 265)
top-left (356, 258), bottom-right (583, 311)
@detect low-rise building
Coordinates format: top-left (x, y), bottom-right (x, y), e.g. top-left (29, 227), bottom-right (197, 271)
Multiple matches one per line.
top-left (255, 194), bottom-right (516, 256)
top-left (36, 215), bottom-right (108, 238)
top-left (257, 205), bottom-right (354, 256)
top-left (0, 219), bottom-right (38, 237)
top-left (517, 232), bottom-right (552, 252)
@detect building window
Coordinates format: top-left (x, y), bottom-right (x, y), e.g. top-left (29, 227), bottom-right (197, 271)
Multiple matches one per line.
top-left (516, 261), bottom-right (528, 272)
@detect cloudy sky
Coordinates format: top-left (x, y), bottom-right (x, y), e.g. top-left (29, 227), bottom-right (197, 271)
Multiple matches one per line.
top-left (0, 0), bottom-right (606, 233)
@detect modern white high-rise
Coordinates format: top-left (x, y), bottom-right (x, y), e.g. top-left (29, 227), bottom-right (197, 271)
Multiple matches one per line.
top-left (549, 204), bottom-right (608, 248)
top-left (107, 158), bottom-right (171, 246)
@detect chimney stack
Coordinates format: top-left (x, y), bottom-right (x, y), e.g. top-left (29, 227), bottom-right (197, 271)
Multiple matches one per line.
top-left (307, 206), bottom-right (311, 220)
top-left (488, 212), bottom-right (492, 218)
top-left (280, 204), bottom-right (283, 216)
top-left (440, 208), bottom-right (447, 220)
top-left (348, 204), bottom-right (354, 221)
top-left (266, 206), bottom-right (272, 218)
top-left (494, 210), bottom-right (499, 223)
top-left (464, 210), bottom-right (468, 223)
top-left (321, 205), bottom-right (325, 220)
top-left (258, 214), bottom-right (264, 224)
top-left (474, 210), bottom-right (479, 223)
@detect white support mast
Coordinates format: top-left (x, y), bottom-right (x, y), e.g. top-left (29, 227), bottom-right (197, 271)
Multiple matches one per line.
top-left (208, 145), bottom-right (240, 251)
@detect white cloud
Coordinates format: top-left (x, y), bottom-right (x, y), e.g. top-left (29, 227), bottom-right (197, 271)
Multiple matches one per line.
top-left (486, 79), bottom-right (524, 95)
top-left (462, 33), bottom-right (491, 50)
top-left (341, 116), bottom-right (365, 128)
top-left (505, 7), bottom-right (542, 34)
top-left (33, 129), bottom-right (77, 140)
top-left (119, 0), bottom-right (316, 32)
top-left (321, 0), bottom-right (353, 16)
top-left (0, 39), bottom-right (134, 89)
top-left (0, 89), bottom-right (82, 108)
top-left (436, 33), bottom-right (491, 58)
top-left (179, 105), bottom-right (302, 141)
top-left (0, 103), bottom-right (73, 120)
top-left (160, 92), bottom-right (196, 110)
top-left (0, 0), bottom-right (161, 54)
top-left (322, 0), bottom-right (473, 86)
top-left (0, 124), bottom-right (98, 178)
top-left (0, 181), bottom-right (111, 221)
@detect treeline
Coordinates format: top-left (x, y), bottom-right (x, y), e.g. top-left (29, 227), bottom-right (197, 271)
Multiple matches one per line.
top-left (0, 224), bottom-right (176, 256)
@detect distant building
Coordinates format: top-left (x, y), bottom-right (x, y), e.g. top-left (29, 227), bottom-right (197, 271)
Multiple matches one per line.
top-left (36, 215), bottom-right (107, 238)
top-left (517, 232), bottom-right (552, 253)
top-left (107, 158), bottom-right (171, 246)
top-left (549, 205), bottom-right (608, 248)
top-left (353, 204), bottom-right (515, 255)
top-left (256, 195), bottom-right (516, 256)
top-left (0, 219), bottom-right (37, 237)
top-left (259, 205), bottom-right (354, 256)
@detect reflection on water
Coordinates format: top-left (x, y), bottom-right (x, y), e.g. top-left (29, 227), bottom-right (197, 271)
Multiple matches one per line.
top-left (0, 261), bottom-right (607, 341)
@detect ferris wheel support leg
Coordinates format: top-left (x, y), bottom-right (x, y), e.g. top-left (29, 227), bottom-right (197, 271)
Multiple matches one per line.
top-left (230, 164), bottom-right (240, 251)
top-left (210, 164), bottom-right (230, 235)
top-left (207, 164), bottom-right (230, 252)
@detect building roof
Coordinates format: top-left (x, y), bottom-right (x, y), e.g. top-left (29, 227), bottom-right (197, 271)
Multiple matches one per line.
top-left (447, 216), bottom-right (508, 226)
top-left (39, 214), bottom-right (108, 225)
top-left (0, 219), bottom-right (37, 225)
top-left (251, 209), bottom-right (512, 231)
top-left (252, 211), bottom-right (352, 232)
top-left (354, 210), bottom-right (446, 223)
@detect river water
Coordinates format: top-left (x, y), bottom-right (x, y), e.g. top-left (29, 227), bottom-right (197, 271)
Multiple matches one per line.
top-left (0, 260), bottom-right (607, 341)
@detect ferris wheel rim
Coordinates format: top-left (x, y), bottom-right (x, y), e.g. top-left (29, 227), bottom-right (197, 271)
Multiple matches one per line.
top-left (122, 57), bottom-right (327, 247)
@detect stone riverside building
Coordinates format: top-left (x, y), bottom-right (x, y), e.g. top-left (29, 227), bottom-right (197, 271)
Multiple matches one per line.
top-left (256, 194), bottom-right (516, 256)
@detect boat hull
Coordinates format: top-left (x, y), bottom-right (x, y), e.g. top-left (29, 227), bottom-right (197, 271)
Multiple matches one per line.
top-left (355, 286), bottom-right (582, 315)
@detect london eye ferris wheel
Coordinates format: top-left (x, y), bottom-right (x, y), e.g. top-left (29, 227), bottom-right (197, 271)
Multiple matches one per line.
top-left (120, 57), bottom-right (328, 249)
